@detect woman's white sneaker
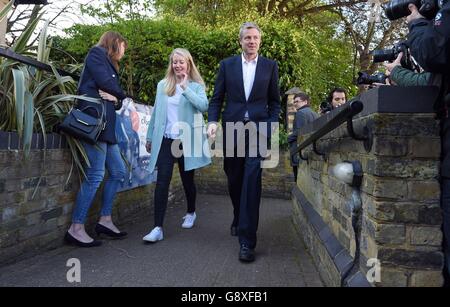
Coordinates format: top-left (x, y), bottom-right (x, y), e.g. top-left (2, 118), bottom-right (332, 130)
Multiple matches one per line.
top-left (182, 212), bottom-right (196, 228)
top-left (143, 227), bottom-right (163, 242)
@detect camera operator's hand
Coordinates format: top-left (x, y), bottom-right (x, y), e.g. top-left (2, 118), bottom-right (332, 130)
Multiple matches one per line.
top-left (384, 52), bottom-right (403, 76)
top-left (372, 80), bottom-right (392, 87)
top-left (407, 4), bottom-right (425, 23)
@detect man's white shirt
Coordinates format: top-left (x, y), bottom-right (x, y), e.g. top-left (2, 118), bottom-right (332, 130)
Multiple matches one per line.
top-left (242, 53), bottom-right (258, 118)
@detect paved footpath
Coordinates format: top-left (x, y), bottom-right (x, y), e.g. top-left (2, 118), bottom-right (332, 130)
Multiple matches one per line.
top-left (0, 194), bottom-right (323, 287)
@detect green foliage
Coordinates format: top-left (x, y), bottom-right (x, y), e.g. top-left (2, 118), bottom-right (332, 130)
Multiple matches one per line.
top-left (79, 0), bottom-right (153, 23)
top-left (56, 15), bottom-right (357, 124)
top-left (0, 6), bottom-right (95, 183)
top-left (277, 125), bottom-right (289, 151)
top-left (154, 0), bottom-right (263, 25)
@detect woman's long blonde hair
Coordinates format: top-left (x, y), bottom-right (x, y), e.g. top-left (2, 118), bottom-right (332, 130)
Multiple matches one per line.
top-left (164, 48), bottom-right (205, 96)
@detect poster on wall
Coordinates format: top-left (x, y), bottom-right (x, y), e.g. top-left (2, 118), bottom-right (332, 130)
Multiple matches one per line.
top-left (116, 98), bottom-right (156, 192)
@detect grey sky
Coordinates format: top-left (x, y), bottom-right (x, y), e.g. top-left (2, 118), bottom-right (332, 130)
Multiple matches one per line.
top-left (7, 0), bottom-right (99, 39)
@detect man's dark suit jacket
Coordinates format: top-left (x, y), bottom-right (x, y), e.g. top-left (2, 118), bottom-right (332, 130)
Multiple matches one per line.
top-left (288, 105), bottom-right (319, 166)
top-left (208, 55), bottom-right (281, 140)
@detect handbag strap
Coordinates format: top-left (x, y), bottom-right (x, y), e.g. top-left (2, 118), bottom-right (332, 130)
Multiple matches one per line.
top-left (77, 63), bottom-right (106, 125)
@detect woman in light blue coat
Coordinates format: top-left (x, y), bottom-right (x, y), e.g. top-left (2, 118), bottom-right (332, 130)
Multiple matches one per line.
top-left (143, 48), bottom-right (211, 242)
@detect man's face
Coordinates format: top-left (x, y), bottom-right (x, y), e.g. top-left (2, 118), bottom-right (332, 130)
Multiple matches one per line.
top-left (331, 92), bottom-right (346, 108)
top-left (240, 28), bottom-right (261, 57)
top-left (294, 98), bottom-right (307, 110)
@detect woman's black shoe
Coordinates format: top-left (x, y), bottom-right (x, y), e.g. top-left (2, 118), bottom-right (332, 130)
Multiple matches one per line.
top-left (64, 232), bottom-right (102, 248)
top-left (95, 223), bottom-right (128, 239)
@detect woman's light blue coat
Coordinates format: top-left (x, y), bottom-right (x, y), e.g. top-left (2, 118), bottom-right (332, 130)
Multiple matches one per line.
top-left (146, 80), bottom-right (211, 173)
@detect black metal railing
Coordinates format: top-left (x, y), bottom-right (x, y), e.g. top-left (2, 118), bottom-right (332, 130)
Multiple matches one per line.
top-left (291, 100), bottom-right (372, 160)
top-left (0, 47), bottom-right (80, 80)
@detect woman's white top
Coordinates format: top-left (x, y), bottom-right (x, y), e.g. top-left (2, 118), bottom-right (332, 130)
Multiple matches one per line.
top-left (164, 84), bottom-right (183, 139)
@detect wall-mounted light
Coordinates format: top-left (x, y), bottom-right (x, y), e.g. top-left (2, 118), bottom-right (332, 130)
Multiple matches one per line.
top-left (331, 160), bottom-right (362, 188)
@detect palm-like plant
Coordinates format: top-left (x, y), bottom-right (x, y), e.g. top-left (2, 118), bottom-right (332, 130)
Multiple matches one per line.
top-left (0, 3), bottom-right (94, 184)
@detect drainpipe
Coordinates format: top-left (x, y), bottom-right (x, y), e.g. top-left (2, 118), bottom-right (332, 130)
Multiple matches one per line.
top-left (341, 185), bottom-right (363, 286)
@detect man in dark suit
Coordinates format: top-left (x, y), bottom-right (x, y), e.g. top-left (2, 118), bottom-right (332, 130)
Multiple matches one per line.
top-left (207, 22), bottom-right (281, 262)
top-left (288, 92), bottom-right (319, 182)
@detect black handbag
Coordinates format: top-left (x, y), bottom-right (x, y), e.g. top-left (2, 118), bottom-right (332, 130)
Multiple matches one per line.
top-left (59, 63), bottom-right (107, 144)
top-left (59, 102), bottom-right (106, 144)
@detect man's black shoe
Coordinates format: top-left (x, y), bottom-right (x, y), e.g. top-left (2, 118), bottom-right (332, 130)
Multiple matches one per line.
top-left (230, 226), bottom-right (238, 236)
top-left (239, 245), bottom-right (255, 262)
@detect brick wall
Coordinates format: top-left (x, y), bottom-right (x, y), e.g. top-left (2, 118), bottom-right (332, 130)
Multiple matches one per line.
top-left (0, 131), bottom-right (292, 266)
top-left (292, 86), bottom-right (444, 287)
top-left (0, 132), bottom-right (184, 266)
top-left (195, 151), bottom-right (294, 200)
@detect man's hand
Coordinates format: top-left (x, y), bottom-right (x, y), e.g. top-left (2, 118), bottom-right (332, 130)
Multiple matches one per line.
top-left (372, 79), bottom-right (392, 87)
top-left (384, 52), bottom-right (403, 76)
top-left (407, 3), bottom-right (425, 23)
top-left (207, 122), bottom-right (218, 139)
top-left (145, 141), bottom-right (152, 153)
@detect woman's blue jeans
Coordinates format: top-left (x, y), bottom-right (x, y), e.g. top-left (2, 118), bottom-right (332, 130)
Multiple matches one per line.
top-left (72, 141), bottom-right (126, 224)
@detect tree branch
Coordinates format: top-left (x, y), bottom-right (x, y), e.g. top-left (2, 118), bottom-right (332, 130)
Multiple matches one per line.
top-left (299, 0), bottom-right (368, 16)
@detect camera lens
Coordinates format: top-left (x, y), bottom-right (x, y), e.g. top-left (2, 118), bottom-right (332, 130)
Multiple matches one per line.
top-left (356, 72), bottom-right (387, 85)
top-left (372, 49), bottom-right (396, 63)
top-left (385, 0), bottom-right (421, 20)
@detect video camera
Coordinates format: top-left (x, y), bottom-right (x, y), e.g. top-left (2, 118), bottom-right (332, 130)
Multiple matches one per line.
top-left (319, 101), bottom-right (333, 114)
top-left (384, 0), bottom-right (440, 20)
top-left (356, 71), bottom-right (388, 85)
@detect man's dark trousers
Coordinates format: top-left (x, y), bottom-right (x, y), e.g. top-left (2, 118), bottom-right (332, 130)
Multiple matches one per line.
top-left (224, 129), bottom-right (263, 249)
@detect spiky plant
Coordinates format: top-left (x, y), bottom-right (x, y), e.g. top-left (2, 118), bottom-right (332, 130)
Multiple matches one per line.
top-left (0, 3), bottom-right (99, 187)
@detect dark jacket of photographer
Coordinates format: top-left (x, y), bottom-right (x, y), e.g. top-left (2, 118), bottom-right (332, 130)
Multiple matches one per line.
top-left (408, 2), bottom-right (450, 178)
top-left (408, 2), bottom-right (450, 74)
top-left (288, 105), bottom-right (319, 166)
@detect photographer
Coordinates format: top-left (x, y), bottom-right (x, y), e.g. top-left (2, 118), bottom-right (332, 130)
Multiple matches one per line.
top-left (319, 87), bottom-right (347, 114)
top-left (406, 0), bottom-right (450, 285)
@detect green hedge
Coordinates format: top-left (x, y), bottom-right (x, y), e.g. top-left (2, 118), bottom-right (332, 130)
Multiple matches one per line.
top-left (54, 16), bottom-right (357, 125)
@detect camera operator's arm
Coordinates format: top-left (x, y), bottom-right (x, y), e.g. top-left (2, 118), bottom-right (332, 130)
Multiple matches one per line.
top-left (407, 3), bottom-right (450, 73)
top-left (390, 66), bottom-right (432, 86)
top-left (384, 52), bottom-right (431, 86)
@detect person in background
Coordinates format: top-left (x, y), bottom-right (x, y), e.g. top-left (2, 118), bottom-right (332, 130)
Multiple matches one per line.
top-left (288, 92), bottom-right (319, 182)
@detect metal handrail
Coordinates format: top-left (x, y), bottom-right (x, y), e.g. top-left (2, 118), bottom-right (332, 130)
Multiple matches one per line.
top-left (291, 100), bottom-right (370, 160)
top-left (0, 47), bottom-right (80, 80)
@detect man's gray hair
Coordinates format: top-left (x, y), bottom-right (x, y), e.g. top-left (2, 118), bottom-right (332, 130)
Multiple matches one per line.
top-left (239, 22), bottom-right (262, 40)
